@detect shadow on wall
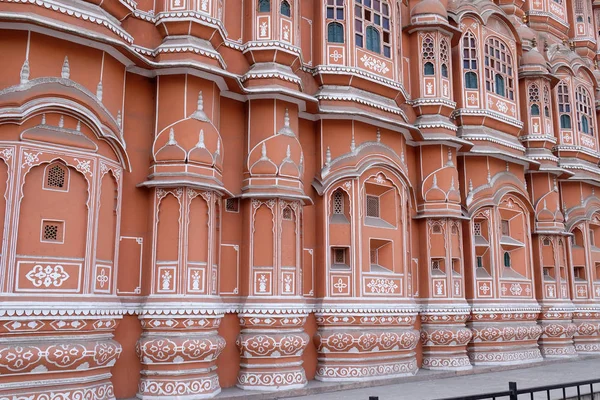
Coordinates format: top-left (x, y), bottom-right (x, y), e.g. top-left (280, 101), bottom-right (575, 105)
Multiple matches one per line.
top-left (112, 315), bottom-right (143, 398)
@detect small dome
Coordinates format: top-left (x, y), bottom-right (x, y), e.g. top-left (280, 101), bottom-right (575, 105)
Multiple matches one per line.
top-left (520, 47), bottom-right (547, 67)
top-left (411, 0), bottom-right (447, 18)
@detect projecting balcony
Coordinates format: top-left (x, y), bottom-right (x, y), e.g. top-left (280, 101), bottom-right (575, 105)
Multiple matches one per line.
top-left (500, 236), bottom-right (525, 250)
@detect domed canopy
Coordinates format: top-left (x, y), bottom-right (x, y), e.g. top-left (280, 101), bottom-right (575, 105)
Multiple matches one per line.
top-left (411, 0), bottom-right (447, 18)
top-left (520, 47), bottom-right (547, 68)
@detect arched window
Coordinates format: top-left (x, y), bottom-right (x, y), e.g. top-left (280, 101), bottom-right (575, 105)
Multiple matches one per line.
top-left (561, 115), bottom-right (572, 129)
top-left (529, 84), bottom-right (540, 116)
top-left (366, 26), bottom-right (381, 54)
top-left (355, 0), bottom-right (391, 57)
top-left (465, 72), bottom-right (478, 89)
top-left (503, 251), bottom-right (511, 268)
top-left (423, 62), bottom-right (435, 76)
top-left (485, 37), bottom-right (515, 100)
top-left (44, 163), bottom-right (69, 191)
top-left (327, 22), bottom-right (344, 43)
top-left (422, 34), bottom-right (435, 75)
top-left (557, 82), bottom-right (572, 129)
top-left (582, 116), bottom-right (590, 134)
top-left (326, 0), bottom-right (344, 20)
top-left (333, 190), bottom-right (344, 214)
top-left (440, 37), bottom-right (450, 78)
top-left (280, 0), bottom-right (291, 17)
top-left (424, 62), bottom-right (434, 76)
top-left (463, 32), bottom-right (478, 88)
top-left (258, 0), bottom-right (270, 12)
top-left (531, 104), bottom-right (540, 116)
top-left (543, 86), bottom-right (551, 118)
top-left (576, 86), bottom-right (594, 136)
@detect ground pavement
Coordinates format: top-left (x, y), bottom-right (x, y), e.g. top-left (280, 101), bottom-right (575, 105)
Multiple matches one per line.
top-left (213, 356), bottom-right (600, 400)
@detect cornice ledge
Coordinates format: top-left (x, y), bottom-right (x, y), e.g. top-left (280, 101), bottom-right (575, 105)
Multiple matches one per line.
top-left (154, 10), bottom-right (228, 38)
top-left (311, 65), bottom-right (409, 99)
top-left (0, 302), bottom-right (128, 318)
top-left (241, 40), bottom-right (302, 56)
top-left (0, 0), bottom-right (134, 43)
top-left (452, 108), bottom-right (524, 129)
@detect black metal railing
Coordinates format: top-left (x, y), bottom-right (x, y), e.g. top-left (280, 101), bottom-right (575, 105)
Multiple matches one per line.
top-left (367, 378), bottom-right (600, 400)
top-left (434, 378), bottom-right (600, 400)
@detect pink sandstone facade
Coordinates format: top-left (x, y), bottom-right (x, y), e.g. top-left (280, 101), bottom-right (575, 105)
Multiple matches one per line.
top-left (1, 0), bottom-right (600, 398)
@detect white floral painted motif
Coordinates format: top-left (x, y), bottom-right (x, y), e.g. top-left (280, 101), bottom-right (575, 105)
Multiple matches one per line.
top-left (360, 54), bottom-right (390, 74)
top-left (26, 265), bottom-right (70, 288)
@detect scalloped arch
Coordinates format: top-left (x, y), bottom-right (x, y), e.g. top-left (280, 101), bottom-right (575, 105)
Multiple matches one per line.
top-left (467, 173), bottom-right (532, 215)
top-left (0, 82), bottom-right (130, 170)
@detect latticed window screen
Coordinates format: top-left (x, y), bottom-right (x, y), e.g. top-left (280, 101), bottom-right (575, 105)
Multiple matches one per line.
top-left (422, 34), bottom-right (435, 60)
top-left (366, 195), bottom-right (380, 218)
top-left (576, 86), bottom-right (594, 135)
top-left (333, 191), bottom-right (344, 214)
top-left (474, 222), bottom-right (482, 236)
top-left (484, 37), bottom-right (514, 100)
top-left (432, 224), bottom-right (442, 234)
top-left (529, 84), bottom-right (540, 115)
top-left (334, 248), bottom-right (345, 264)
top-left (422, 34), bottom-right (435, 76)
top-left (42, 221), bottom-right (62, 242)
top-left (431, 260), bottom-right (440, 270)
top-left (43, 224), bottom-right (58, 241)
top-left (47, 164), bottom-right (66, 189)
top-left (543, 85), bottom-right (551, 117)
top-left (543, 238), bottom-right (552, 246)
top-left (440, 37), bottom-right (450, 78)
top-left (282, 207), bottom-right (293, 220)
top-left (225, 198), bottom-right (239, 213)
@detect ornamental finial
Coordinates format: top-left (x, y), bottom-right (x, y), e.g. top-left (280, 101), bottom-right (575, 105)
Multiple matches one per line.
top-left (61, 56), bottom-right (70, 79)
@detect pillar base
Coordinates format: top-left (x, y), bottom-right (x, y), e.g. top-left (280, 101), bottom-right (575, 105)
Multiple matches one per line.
top-left (137, 306), bottom-right (225, 399)
top-left (573, 309), bottom-right (600, 354)
top-left (137, 375), bottom-right (221, 399)
top-left (315, 307), bottom-right (419, 382)
top-left (236, 308), bottom-right (309, 391)
top-left (420, 307), bottom-right (473, 371)
top-left (1, 377), bottom-right (117, 400)
top-left (0, 304), bottom-right (122, 399)
top-left (468, 307), bottom-right (543, 366)
top-left (537, 308), bottom-right (577, 358)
